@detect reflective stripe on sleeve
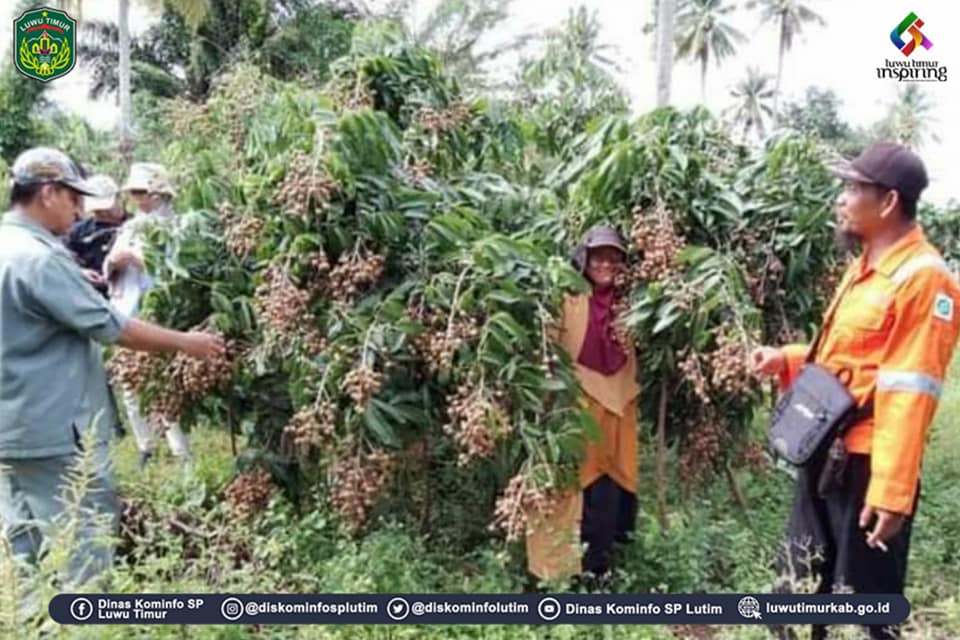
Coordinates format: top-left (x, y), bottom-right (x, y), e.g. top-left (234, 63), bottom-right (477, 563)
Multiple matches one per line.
top-left (891, 254), bottom-right (952, 286)
top-left (877, 370), bottom-right (944, 399)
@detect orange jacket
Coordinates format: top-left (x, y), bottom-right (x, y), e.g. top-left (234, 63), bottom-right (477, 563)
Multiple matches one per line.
top-left (779, 226), bottom-right (960, 515)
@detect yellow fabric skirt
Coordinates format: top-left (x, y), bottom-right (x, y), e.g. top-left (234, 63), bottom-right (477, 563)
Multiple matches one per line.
top-left (525, 396), bottom-right (638, 580)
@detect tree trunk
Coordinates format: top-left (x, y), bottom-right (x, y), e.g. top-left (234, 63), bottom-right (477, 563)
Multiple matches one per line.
top-left (118, 0), bottom-right (133, 166)
top-left (699, 54), bottom-right (708, 104)
top-left (655, 0), bottom-right (676, 107)
top-left (656, 378), bottom-right (669, 531)
top-left (724, 461), bottom-right (749, 514)
top-left (773, 20), bottom-right (786, 121)
top-left (227, 406), bottom-right (237, 457)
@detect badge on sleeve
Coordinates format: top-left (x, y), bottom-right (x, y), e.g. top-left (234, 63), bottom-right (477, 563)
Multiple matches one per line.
top-left (934, 293), bottom-right (955, 322)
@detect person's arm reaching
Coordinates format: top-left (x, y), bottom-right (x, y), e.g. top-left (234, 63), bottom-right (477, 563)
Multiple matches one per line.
top-left (27, 250), bottom-right (224, 360)
top-left (117, 318), bottom-right (225, 359)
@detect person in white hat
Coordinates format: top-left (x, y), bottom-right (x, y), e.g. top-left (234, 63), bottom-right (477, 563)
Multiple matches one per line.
top-left (105, 162), bottom-right (176, 295)
top-left (105, 162), bottom-right (191, 466)
top-left (64, 174), bottom-right (128, 296)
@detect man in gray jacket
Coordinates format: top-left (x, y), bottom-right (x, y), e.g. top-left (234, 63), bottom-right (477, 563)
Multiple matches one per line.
top-left (0, 147), bottom-right (224, 589)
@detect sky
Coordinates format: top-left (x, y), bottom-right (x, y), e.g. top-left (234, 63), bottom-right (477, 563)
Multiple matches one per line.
top-left (2, 1), bottom-right (958, 204)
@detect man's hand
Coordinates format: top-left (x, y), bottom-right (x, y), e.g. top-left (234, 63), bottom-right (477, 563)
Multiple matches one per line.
top-left (749, 346), bottom-right (786, 378)
top-left (106, 250), bottom-right (142, 272)
top-left (81, 269), bottom-right (105, 287)
top-left (118, 320), bottom-right (227, 357)
top-left (859, 505), bottom-right (906, 550)
top-left (178, 331), bottom-right (227, 360)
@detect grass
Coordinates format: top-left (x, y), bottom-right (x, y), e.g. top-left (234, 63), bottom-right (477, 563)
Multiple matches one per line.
top-left (2, 358), bottom-right (959, 639)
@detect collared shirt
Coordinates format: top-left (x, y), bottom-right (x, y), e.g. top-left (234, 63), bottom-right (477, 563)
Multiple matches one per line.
top-left (0, 210), bottom-right (129, 458)
top-left (780, 226), bottom-right (960, 514)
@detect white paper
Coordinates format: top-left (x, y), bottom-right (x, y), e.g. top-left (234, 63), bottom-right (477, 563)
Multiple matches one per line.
top-left (110, 268), bottom-right (144, 317)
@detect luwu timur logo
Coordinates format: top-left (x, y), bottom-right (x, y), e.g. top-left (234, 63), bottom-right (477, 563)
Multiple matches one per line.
top-left (890, 12), bottom-right (932, 57)
top-left (877, 11), bottom-right (946, 82)
top-left (13, 7), bottom-right (77, 82)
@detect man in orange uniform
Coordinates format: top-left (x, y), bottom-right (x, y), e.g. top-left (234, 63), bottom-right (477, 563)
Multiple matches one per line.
top-left (752, 143), bottom-right (960, 640)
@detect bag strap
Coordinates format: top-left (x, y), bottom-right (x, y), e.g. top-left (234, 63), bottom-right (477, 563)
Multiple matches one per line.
top-left (805, 266), bottom-right (876, 433)
top-left (851, 396), bottom-right (874, 424)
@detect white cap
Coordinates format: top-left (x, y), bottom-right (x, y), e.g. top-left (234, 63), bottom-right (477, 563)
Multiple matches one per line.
top-left (122, 162), bottom-right (175, 196)
top-left (83, 174), bottom-right (120, 213)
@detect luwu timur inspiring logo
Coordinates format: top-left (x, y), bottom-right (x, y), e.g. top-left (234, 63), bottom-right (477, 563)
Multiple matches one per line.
top-left (13, 7), bottom-right (77, 82)
top-left (877, 12), bottom-right (946, 82)
top-left (890, 12), bottom-right (932, 57)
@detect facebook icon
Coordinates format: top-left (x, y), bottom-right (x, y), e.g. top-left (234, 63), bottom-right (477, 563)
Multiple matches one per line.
top-left (69, 597), bottom-right (94, 621)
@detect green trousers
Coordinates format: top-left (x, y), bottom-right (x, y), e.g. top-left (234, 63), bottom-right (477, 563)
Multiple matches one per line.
top-left (0, 442), bottom-right (119, 588)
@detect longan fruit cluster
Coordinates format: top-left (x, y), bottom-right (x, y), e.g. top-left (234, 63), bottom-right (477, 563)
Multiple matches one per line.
top-left (282, 401), bottom-right (337, 456)
top-left (220, 202), bottom-right (264, 259)
top-left (707, 334), bottom-right (752, 396)
top-left (328, 252), bottom-right (385, 306)
top-left (443, 384), bottom-right (511, 465)
top-left (406, 158), bottom-right (434, 187)
top-left (254, 267), bottom-right (313, 334)
top-left (169, 98), bottom-right (211, 139)
top-left (412, 318), bottom-right (479, 373)
top-left (630, 204), bottom-right (686, 282)
top-left (679, 351), bottom-right (710, 404)
top-left (275, 151), bottom-right (338, 219)
top-left (679, 421), bottom-right (726, 487)
top-left (108, 349), bottom-right (166, 393)
top-left (224, 468), bottom-right (276, 520)
top-left (490, 472), bottom-right (553, 543)
top-left (329, 450), bottom-right (397, 531)
top-left (414, 102), bottom-right (472, 134)
top-left (343, 365), bottom-right (383, 412)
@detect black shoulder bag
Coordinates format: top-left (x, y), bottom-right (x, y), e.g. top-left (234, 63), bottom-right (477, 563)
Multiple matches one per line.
top-left (766, 277), bottom-right (874, 469)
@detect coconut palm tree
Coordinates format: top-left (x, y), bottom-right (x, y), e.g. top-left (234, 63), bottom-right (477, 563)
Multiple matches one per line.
top-left (726, 66), bottom-right (775, 141)
top-left (655, 0), bottom-right (677, 107)
top-left (144, 0), bottom-right (210, 31)
top-left (875, 84), bottom-right (939, 150)
top-left (751, 0), bottom-right (825, 116)
top-left (375, 0), bottom-right (536, 93)
top-left (81, 1), bottom-right (356, 103)
top-left (118, 0), bottom-right (132, 161)
top-left (675, 0), bottom-right (745, 103)
top-left (117, 0), bottom-right (207, 158)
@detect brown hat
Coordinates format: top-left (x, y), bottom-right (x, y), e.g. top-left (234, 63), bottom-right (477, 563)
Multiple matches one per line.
top-left (831, 143), bottom-right (928, 202)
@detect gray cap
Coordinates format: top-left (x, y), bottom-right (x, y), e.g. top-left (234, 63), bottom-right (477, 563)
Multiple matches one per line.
top-left (9, 147), bottom-right (102, 196)
top-left (581, 225), bottom-right (627, 253)
top-left (572, 224), bottom-right (627, 272)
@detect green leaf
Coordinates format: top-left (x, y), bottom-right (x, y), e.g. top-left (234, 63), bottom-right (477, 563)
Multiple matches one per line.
top-left (363, 403), bottom-right (400, 447)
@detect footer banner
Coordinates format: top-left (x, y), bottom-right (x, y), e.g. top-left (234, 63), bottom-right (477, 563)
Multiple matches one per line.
top-left (49, 593), bottom-right (910, 626)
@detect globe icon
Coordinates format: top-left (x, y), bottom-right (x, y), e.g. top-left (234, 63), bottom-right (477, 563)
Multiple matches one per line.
top-left (738, 596), bottom-right (762, 619)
